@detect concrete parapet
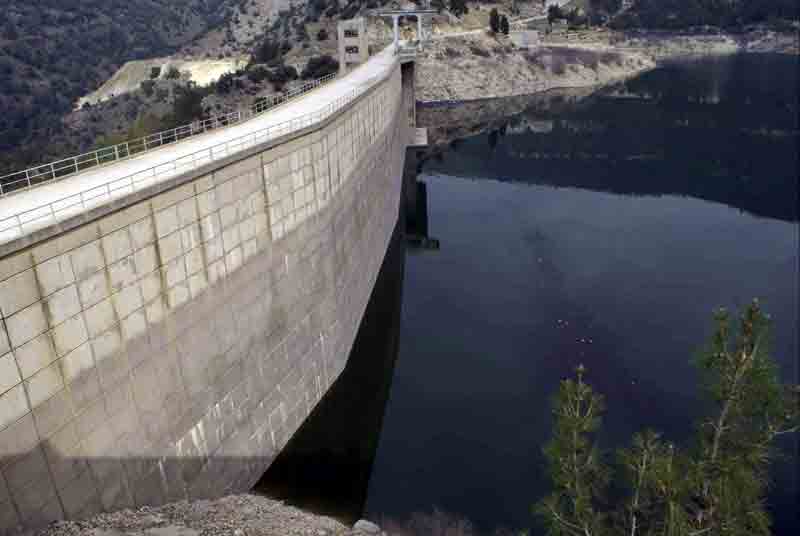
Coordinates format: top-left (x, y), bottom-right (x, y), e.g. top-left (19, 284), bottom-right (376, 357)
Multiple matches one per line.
top-left (0, 64), bottom-right (408, 532)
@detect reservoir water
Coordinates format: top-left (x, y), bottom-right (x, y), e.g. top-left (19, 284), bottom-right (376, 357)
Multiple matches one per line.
top-left (258, 53), bottom-right (798, 534)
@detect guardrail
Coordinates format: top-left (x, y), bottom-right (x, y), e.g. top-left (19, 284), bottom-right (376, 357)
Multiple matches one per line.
top-left (0, 73), bottom-right (338, 198)
top-left (0, 62), bottom-right (394, 246)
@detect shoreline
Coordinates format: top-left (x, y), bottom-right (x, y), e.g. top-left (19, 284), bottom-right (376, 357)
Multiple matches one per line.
top-left (414, 29), bottom-right (797, 105)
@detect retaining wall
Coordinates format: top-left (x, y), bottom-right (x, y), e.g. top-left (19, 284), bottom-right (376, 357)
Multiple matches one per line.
top-left (0, 63), bottom-right (407, 531)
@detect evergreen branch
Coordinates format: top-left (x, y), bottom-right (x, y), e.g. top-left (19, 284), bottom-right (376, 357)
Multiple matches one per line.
top-left (545, 504), bottom-right (590, 536)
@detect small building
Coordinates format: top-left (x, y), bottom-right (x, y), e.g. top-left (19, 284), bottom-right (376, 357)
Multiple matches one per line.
top-left (338, 17), bottom-right (369, 74)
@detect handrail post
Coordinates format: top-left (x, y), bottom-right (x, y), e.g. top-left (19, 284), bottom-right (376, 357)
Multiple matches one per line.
top-left (114, 145), bottom-right (120, 162)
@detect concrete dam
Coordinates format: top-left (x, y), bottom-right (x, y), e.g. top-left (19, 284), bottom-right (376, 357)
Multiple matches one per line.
top-left (0, 45), bottom-right (417, 531)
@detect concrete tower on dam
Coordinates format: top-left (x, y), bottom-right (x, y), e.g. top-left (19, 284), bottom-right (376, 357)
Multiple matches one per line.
top-left (0, 44), bottom-right (419, 531)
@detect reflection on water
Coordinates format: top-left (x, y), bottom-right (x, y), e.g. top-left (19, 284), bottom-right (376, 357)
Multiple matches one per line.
top-left (421, 54), bottom-right (798, 223)
top-left (364, 53), bottom-right (798, 534)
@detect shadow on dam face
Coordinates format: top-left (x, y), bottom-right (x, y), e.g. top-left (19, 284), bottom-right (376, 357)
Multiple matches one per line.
top-left (252, 217), bottom-right (407, 524)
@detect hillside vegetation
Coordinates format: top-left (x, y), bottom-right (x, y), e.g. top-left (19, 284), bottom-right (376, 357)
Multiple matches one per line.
top-left (0, 0), bottom-right (247, 173)
top-left (589, 0), bottom-right (800, 29)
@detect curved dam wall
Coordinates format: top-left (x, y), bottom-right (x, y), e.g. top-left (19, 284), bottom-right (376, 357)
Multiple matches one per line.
top-left (0, 62), bottom-right (408, 531)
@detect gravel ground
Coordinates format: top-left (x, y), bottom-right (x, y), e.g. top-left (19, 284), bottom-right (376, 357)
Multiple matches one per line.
top-left (28, 495), bottom-right (383, 536)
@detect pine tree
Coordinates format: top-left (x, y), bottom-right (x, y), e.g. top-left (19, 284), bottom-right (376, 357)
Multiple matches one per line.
top-left (537, 301), bottom-right (799, 535)
top-left (450, 0), bottom-right (469, 18)
top-left (490, 8), bottom-right (501, 34)
top-left (501, 15), bottom-right (510, 35)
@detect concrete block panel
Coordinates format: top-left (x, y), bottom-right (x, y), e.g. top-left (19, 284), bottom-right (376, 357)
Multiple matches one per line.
top-left (0, 497), bottom-right (19, 532)
top-left (4, 445), bottom-right (51, 497)
top-left (101, 228), bottom-right (133, 265)
top-left (151, 183), bottom-right (195, 213)
top-left (0, 268), bottom-right (40, 318)
top-left (111, 283), bottom-right (143, 321)
top-left (129, 216), bottom-right (156, 251)
top-left (69, 240), bottom-right (105, 282)
top-left (44, 284), bottom-right (82, 328)
top-left (0, 59), bottom-right (408, 532)
top-left (0, 412), bottom-right (38, 460)
top-left (10, 467), bottom-right (60, 525)
top-left (0, 352), bottom-right (20, 396)
top-left (108, 256), bottom-right (138, 292)
top-left (0, 384), bottom-right (29, 431)
top-left (14, 333), bottom-right (57, 380)
top-left (154, 206), bottom-right (180, 239)
top-left (97, 203), bottom-right (150, 237)
top-left (60, 466), bottom-right (100, 518)
top-left (59, 343), bottom-right (94, 384)
top-left (52, 313), bottom-right (89, 358)
top-left (0, 324), bottom-right (9, 358)
top-left (67, 367), bottom-right (103, 413)
top-left (35, 255), bottom-right (76, 298)
top-left (32, 387), bottom-right (75, 441)
top-left (196, 190), bottom-right (218, 219)
top-left (24, 361), bottom-right (64, 408)
top-left (78, 271), bottom-right (111, 309)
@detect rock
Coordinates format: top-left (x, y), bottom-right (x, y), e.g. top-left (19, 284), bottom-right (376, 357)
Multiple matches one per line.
top-left (352, 520), bottom-right (381, 535)
top-left (33, 494), bottom-right (350, 536)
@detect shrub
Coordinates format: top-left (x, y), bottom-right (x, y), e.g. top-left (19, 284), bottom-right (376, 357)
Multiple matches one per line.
top-left (500, 15), bottom-right (510, 36)
top-left (599, 51), bottom-right (624, 66)
top-left (150, 66), bottom-right (161, 79)
top-left (341, 2), bottom-right (360, 20)
top-left (551, 55), bottom-right (566, 75)
top-left (301, 55), bottom-right (339, 79)
top-left (469, 45), bottom-right (490, 57)
top-left (490, 8), bottom-right (500, 33)
top-left (450, 0), bottom-right (468, 17)
top-left (165, 66), bottom-right (181, 80)
top-left (246, 66), bottom-right (269, 83)
top-left (216, 72), bottom-right (236, 94)
top-left (140, 79), bottom-right (156, 97)
top-left (255, 38), bottom-right (281, 63)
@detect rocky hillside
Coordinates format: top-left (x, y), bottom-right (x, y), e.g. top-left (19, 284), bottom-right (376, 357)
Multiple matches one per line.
top-left (0, 0), bottom-right (248, 173)
top-left (415, 34), bottom-right (655, 102)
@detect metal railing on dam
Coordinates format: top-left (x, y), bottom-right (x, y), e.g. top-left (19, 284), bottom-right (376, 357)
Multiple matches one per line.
top-left (0, 46), bottom-right (414, 531)
top-left (0, 73), bottom-right (337, 197)
top-left (0, 72), bottom-right (362, 247)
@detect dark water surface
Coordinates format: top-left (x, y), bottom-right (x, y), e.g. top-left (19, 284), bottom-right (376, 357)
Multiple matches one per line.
top-left (365, 54), bottom-right (798, 533)
top-left (259, 53), bottom-right (798, 534)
